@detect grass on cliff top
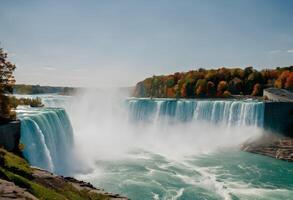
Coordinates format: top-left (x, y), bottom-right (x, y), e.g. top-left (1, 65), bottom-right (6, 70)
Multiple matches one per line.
top-left (0, 148), bottom-right (110, 200)
top-left (0, 168), bottom-right (66, 200)
top-left (0, 148), bottom-right (32, 177)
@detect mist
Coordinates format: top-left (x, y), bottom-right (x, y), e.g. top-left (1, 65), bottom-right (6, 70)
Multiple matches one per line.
top-left (64, 89), bottom-right (263, 170)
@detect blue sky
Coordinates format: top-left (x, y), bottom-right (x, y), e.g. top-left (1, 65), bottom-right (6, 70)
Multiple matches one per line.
top-left (0, 0), bottom-right (293, 87)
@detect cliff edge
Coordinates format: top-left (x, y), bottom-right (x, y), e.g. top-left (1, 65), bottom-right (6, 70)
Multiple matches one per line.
top-left (0, 148), bottom-right (128, 200)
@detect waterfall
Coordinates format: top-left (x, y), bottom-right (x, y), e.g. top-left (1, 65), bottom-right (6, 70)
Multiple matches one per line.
top-left (15, 94), bottom-right (265, 176)
top-left (127, 98), bottom-right (264, 127)
top-left (17, 107), bottom-right (74, 175)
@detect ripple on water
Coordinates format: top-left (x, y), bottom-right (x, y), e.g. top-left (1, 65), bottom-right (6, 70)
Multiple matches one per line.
top-left (78, 150), bottom-right (293, 200)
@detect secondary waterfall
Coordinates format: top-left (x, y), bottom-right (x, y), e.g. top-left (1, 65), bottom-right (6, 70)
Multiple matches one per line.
top-left (17, 107), bottom-right (74, 175)
top-left (127, 98), bottom-right (264, 127)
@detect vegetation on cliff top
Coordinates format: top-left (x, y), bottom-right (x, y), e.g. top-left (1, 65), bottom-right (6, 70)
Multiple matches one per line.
top-left (134, 66), bottom-right (293, 98)
top-left (0, 148), bottom-right (125, 200)
top-left (13, 84), bottom-right (78, 95)
top-left (10, 96), bottom-right (44, 108)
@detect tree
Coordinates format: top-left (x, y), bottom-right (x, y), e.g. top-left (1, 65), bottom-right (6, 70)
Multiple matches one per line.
top-left (133, 65), bottom-right (292, 98)
top-left (180, 83), bottom-right (187, 98)
top-left (0, 47), bottom-right (16, 120)
top-left (216, 81), bottom-right (228, 97)
top-left (243, 71), bottom-right (263, 95)
top-left (228, 77), bottom-right (243, 94)
top-left (184, 78), bottom-right (196, 98)
top-left (285, 72), bottom-right (293, 89)
top-left (217, 68), bottom-right (231, 81)
top-left (230, 68), bottom-right (244, 79)
top-left (251, 83), bottom-right (261, 96)
top-left (223, 90), bottom-right (231, 98)
top-left (217, 81), bottom-right (228, 95)
top-left (195, 79), bottom-right (207, 97)
top-left (204, 70), bottom-right (217, 82)
top-left (166, 87), bottom-right (175, 97)
top-left (275, 71), bottom-right (290, 89)
top-left (206, 81), bottom-right (216, 97)
top-left (166, 77), bottom-right (175, 88)
top-left (174, 84), bottom-right (181, 98)
top-left (244, 66), bottom-right (254, 77)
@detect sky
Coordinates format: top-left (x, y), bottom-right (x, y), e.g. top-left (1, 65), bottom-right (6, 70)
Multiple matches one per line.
top-left (0, 0), bottom-right (293, 87)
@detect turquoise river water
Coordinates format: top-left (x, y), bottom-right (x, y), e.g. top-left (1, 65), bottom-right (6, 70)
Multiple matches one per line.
top-left (16, 94), bottom-right (293, 200)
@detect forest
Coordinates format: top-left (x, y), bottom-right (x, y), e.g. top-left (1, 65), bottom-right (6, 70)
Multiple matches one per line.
top-left (134, 66), bottom-right (293, 98)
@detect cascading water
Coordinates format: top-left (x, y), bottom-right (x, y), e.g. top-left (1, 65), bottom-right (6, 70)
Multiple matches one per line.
top-left (71, 93), bottom-right (292, 200)
top-left (17, 107), bottom-right (74, 175)
top-left (127, 98), bottom-right (264, 127)
top-left (15, 93), bottom-right (292, 200)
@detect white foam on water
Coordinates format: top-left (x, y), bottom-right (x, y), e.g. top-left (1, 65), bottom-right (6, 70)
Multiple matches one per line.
top-left (19, 92), bottom-right (290, 200)
top-left (152, 192), bottom-right (160, 200)
top-left (173, 188), bottom-right (184, 200)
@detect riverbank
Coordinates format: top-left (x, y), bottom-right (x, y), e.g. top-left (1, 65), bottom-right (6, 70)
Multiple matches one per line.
top-left (241, 134), bottom-right (293, 162)
top-left (0, 148), bottom-right (128, 200)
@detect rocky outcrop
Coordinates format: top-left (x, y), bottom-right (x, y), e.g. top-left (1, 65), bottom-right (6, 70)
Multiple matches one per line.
top-left (263, 88), bottom-right (293, 102)
top-left (241, 134), bottom-right (293, 162)
top-left (31, 168), bottom-right (127, 200)
top-left (0, 179), bottom-right (38, 200)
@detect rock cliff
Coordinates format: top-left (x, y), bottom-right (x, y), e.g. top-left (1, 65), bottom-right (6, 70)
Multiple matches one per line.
top-left (0, 148), bottom-right (128, 200)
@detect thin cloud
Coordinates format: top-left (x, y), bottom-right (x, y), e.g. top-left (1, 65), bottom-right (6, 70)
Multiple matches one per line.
top-left (43, 66), bottom-right (56, 71)
top-left (72, 68), bottom-right (88, 72)
top-left (268, 49), bottom-right (293, 54)
top-left (268, 50), bottom-right (282, 54)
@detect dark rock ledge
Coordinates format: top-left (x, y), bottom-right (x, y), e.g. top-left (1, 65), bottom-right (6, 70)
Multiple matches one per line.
top-left (241, 134), bottom-right (293, 162)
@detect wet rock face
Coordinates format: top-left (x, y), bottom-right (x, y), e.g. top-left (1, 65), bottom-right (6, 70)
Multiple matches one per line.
top-left (242, 134), bottom-right (293, 162)
top-left (0, 179), bottom-right (38, 200)
top-left (264, 102), bottom-right (293, 137)
top-left (0, 121), bottom-right (20, 152)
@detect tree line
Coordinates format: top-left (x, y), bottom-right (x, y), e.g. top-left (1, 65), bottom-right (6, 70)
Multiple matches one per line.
top-left (14, 84), bottom-right (77, 95)
top-left (9, 96), bottom-right (44, 108)
top-left (134, 66), bottom-right (293, 98)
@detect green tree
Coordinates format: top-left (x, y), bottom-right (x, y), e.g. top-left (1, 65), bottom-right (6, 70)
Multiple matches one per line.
top-left (166, 77), bottom-right (175, 88)
top-left (228, 77), bottom-right (243, 94)
top-left (206, 81), bottom-right (216, 97)
top-left (0, 47), bottom-right (16, 120)
top-left (244, 66), bottom-right (254, 78)
top-left (195, 79), bottom-right (207, 97)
